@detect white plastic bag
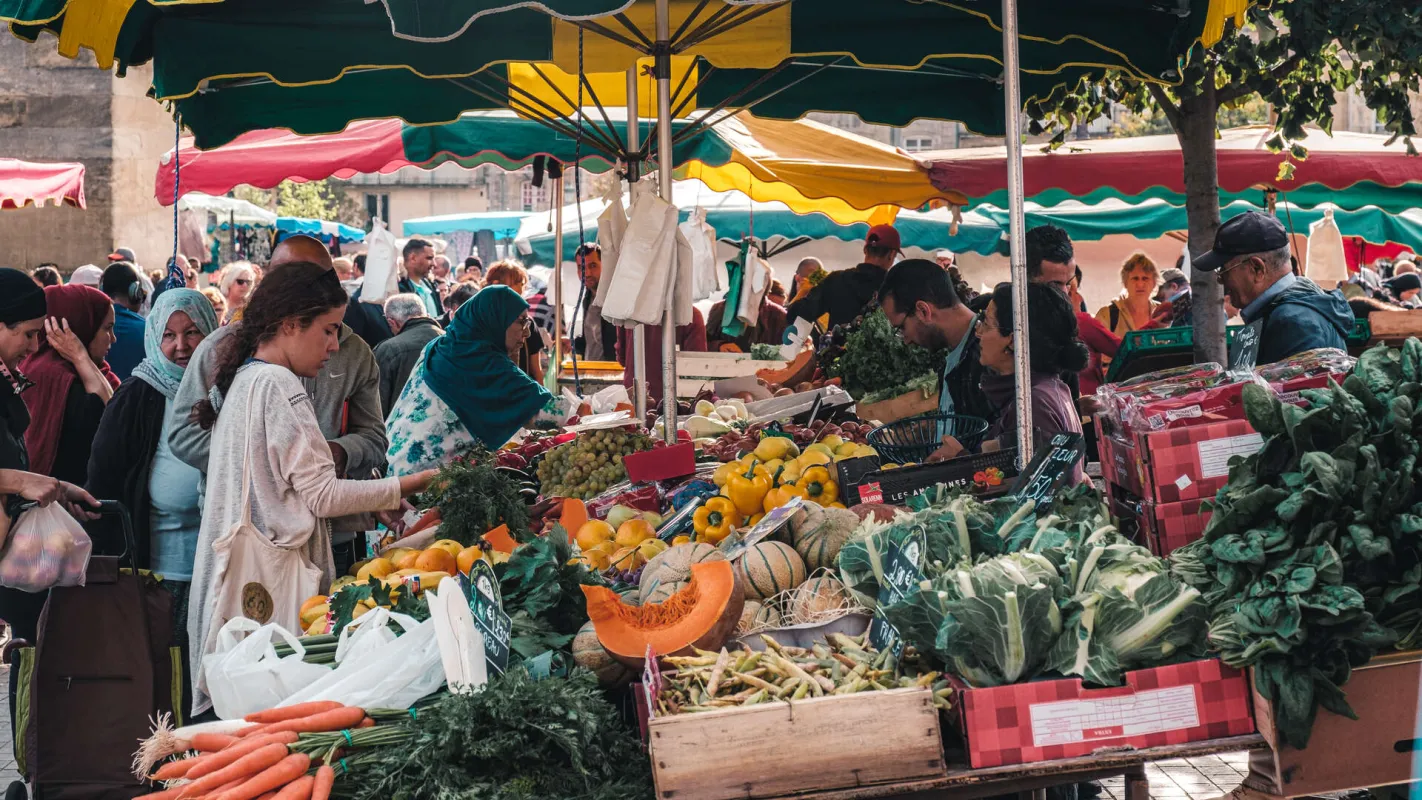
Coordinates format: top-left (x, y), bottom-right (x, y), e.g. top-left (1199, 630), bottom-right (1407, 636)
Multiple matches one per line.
top-left (0, 503), bottom-right (92, 592)
top-left (360, 218), bottom-right (400, 304)
top-left (278, 616), bottom-right (445, 710)
top-left (603, 187), bottom-right (678, 325)
top-left (592, 180), bottom-right (630, 311)
top-left (203, 618), bottom-right (330, 720)
top-left (333, 607), bottom-right (415, 665)
top-left (681, 209), bottom-right (721, 301)
top-left (1307, 208), bottom-right (1348, 287)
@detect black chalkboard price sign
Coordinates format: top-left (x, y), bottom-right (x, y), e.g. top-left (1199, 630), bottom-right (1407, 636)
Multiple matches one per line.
top-left (1008, 432), bottom-right (1084, 512)
top-left (866, 526), bottom-right (926, 659)
top-left (461, 559), bottom-right (512, 674)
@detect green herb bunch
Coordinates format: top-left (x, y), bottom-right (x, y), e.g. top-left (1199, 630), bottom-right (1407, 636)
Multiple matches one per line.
top-left (345, 669), bottom-right (652, 800)
top-left (427, 457), bottom-right (531, 545)
top-left (497, 527), bottom-right (607, 664)
top-left (822, 310), bottom-right (939, 401)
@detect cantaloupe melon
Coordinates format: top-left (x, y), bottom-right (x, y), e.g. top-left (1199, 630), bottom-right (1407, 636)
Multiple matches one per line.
top-left (582, 561), bottom-right (745, 667)
top-left (641, 579), bottom-right (687, 606)
top-left (639, 542), bottom-right (725, 600)
top-left (789, 575), bottom-right (850, 623)
top-left (736, 540), bottom-right (806, 601)
top-left (792, 507), bottom-right (861, 571)
top-left (572, 621), bottom-right (634, 685)
top-left (735, 600), bottom-right (784, 635)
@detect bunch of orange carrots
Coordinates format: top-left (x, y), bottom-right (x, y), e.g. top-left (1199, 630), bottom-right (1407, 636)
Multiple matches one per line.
top-left (138, 701), bottom-right (409, 800)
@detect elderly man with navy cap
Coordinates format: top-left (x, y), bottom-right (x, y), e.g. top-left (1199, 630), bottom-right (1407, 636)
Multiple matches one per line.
top-left (1195, 211), bottom-right (1352, 365)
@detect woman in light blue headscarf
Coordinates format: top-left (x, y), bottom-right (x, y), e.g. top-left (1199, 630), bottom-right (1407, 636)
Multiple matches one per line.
top-left (386, 285), bottom-right (556, 474)
top-left (84, 289), bottom-right (218, 656)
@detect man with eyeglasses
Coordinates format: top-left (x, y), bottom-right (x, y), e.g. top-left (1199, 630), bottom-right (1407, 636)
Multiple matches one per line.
top-left (878, 259), bottom-right (994, 427)
top-left (1194, 211), bottom-right (1351, 365)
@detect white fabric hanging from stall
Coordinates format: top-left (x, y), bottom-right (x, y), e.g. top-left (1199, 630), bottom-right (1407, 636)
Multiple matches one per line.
top-left (592, 180), bottom-right (631, 311)
top-left (1306, 208), bottom-right (1349, 286)
top-left (737, 251), bottom-right (772, 327)
top-left (602, 183), bottom-right (679, 326)
top-left (680, 208), bottom-right (720, 301)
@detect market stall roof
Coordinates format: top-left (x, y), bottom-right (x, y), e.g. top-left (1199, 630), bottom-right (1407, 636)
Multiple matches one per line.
top-left (403, 211), bottom-right (530, 238)
top-left (978, 197), bottom-right (1422, 251)
top-left (516, 179), bottom-right (1001, 267)
top-left (275, 217), bottom-right (366, 243)
top-left (0, 158), bottom-right (85, 210)
top-left (2, 0), bottom-right (1219, 152)
top-left (176, 192), bottom-right (277, 228)
top-left (155, 110), bottom-right (942, 226)
top-left (918, 126), bottom-right (1422, 215)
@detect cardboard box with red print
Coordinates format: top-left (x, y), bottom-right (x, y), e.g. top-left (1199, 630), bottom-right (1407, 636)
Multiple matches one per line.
top-left (1137, 419), bottom-right (1263, 504)
top-left (1144, 497), bottom-right (1213, 556)
top-left (954, 659), bottom-right (1255, 769)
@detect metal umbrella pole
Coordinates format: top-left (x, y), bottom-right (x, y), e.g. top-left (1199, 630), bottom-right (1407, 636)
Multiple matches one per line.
top-left (655, 0), bottom-right (678, 442)
top-left (1001, 0), bottom-right (1033, 467)
top-left (552, 173), bottom-right (565, 388)
top-left (628, 66), bottom-right (649, 422)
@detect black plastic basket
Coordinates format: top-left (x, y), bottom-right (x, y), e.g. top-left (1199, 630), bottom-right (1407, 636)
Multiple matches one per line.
top-left (865, 413), bottom-right (990, 464)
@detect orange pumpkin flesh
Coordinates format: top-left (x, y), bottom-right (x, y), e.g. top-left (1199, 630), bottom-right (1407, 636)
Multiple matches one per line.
top-left (581, 560), bottom-right (744, 667)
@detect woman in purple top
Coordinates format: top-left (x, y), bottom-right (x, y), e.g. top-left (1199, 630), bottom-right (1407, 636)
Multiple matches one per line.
top-left (975, 282), bottom-right (1088, 484)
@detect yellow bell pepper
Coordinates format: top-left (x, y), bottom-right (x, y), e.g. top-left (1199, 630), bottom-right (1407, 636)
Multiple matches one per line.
top-left (763, 483), bottom-right (808, 513)
top-left (693, 496), bottom-right (741, 544)
top-left (725, 460), bottom-right (773, 516)
top-left (712, 461), bottom-right (739, 487)
top-left (796, 466), bottom-right (840, 506)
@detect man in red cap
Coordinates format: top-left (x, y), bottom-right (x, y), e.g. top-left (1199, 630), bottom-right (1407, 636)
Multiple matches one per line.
top-left (786, 223), bottom-right (901, 331)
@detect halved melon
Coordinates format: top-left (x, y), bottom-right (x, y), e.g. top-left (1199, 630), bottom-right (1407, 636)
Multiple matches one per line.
top-left (582, 560), bottom-right (745, 667)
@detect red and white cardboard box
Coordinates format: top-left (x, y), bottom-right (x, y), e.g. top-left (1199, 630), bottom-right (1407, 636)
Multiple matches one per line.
top-left (1139, 419), bottom-right (1262, 504)
top-left (1143, 497), bottom-right (1213, 556)
top-left (954, 659), bottom-right (1255, 768)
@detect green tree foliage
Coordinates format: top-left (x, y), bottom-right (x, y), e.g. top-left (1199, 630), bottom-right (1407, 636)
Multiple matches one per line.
top-left (233, 180), bottom-right (364, 226)
top-left (1026, 0), bottom-right (1422, 360)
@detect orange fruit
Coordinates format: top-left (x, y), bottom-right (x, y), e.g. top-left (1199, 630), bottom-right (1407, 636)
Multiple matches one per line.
top-left (575, 520), bottom-right (616, 551)
top-left (614, 519), bottom-right (656, 548)
top-left (355, 557), bottom-right (395, 581)
top-left (394, 551), bottom-right (420, 571)
top-left (431, 539), bottom-right (464, 557)
top-left (415, 548), bottom-right (457, 575)
top-left (456, 546), bottom-right (485, 575)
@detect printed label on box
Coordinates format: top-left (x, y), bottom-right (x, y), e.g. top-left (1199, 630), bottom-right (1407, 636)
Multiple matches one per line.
top-left (1196, 433), bottom-right (1264, 479)
top-left (1028, 685), bottom-right (1200, 747)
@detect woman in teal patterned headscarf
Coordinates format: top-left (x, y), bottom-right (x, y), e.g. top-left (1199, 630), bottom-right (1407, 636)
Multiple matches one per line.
top-left (386, 285), bottom-right (555, 474)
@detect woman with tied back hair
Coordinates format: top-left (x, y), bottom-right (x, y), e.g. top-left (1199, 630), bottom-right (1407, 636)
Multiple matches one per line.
top-left (186, 262), bottom-right (438, 715)
top-left (932, 283), bottom-right (1089, 484)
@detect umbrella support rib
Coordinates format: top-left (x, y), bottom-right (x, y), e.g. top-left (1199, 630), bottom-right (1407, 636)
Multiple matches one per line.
top-left (680, 2), bottom-right (789, 51)
top-left (612, 13), bottom-right (657, 50)
top-left (576, 72), bottom-right (628, 160)
top-left (674, 1), bottom-right (742, 50)
top-left (670, 0), bottom-right (715, 48)
top-left (516, 64), bottom-right (628, 155)
top-left (448, 74), bottom-right (621, 161)
top-left (1000, 0), bottom-right (1034, 468)
top-left (669, 59), bottom-right (811, 146)
top-left (572, 17), bottom-right (649, 53)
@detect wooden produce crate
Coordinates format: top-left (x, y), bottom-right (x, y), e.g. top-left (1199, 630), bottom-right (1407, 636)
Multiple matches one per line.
top-left (856, 389), bottom-right (939, 425)
top-left (1246, 649), bottom-right (1422, 797)
top-left (675, 352), bottom-right (786, 398)
top-left (647, 687), bottom-right (946, 800)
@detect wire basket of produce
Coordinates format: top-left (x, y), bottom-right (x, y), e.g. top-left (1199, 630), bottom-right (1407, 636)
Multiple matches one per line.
top-left (866, 413), bottom-right (989, 464)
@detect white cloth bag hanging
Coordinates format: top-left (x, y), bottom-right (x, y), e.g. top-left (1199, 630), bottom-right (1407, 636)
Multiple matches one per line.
top-left (360, 218), bottom-right (400, 303)
top-left (737, 252), bottom-right (772, 328)
top-left (1307, 208), bottom-right (1349, 287)
top-left (592, 180), bottom-right (631, 311)
top-left (196, 385), bottom-right (326, 708)
top-left (680, 209), bottom-right (721, 301)
top-left (603, 184), bottom-right (679, 326)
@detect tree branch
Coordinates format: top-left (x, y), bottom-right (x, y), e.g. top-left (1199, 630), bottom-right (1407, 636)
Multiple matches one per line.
top-left (1147, 83), bottom-right (1183, 130)
top-left (1218, 52), bottom-right (1304, 105)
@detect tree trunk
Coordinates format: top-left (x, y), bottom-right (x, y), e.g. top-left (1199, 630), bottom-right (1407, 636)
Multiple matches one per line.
top-left (1178, 83), bottom-right (1226, 364)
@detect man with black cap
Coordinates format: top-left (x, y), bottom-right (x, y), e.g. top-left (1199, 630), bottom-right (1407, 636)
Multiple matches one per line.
top-left (786, 223), bottom-right (902, 332)
top-left (1195, 211), bottom-right (1352, 365)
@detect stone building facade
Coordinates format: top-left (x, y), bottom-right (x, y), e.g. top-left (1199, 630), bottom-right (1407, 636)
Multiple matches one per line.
top-left (0, 35), bottom-right (174, 272)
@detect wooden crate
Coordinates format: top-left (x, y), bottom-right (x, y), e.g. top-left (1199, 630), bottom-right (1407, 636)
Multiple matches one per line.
top-left (647, 687), bottom-right (945, 800)
top-left (1246, 650), bottom-right (1422, 796)
top-left (676, 352), bottom-right (786, 398)
top-left (856, 389), bottom-right (939, 424)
